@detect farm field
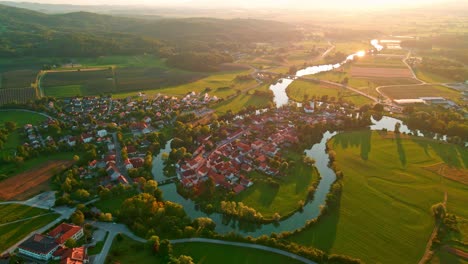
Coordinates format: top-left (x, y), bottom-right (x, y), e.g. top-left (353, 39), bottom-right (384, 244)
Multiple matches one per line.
top-left (105, 235), bottom-right (304, 264)
top-left (288, 131), bottom-right (468, 264)
top-left (414, 69), bottom-right (458, 83)
top-left (354, 55), bottom-right (407, 68)
top-left (0, 213), bottom-right (59, 252)
top-left (42, 69), bottom-right (115, 97)
top-left (0, 88), bottom-right (37, 105)
top-left (350, 66), bottom-right (413, 78)
top-left (312, 67), bottom-right (419, 97)
top-left (0, 159), bottom-right (74, 200)
top-left (286, 79), bottom-right (373, 106)
top-left (43, 84), bottom-right (83, 97)
top-left (59, 55), bottom-right (170, 69)
top-left (0, 204), bottom-right (49, 224)
top-left (235, 150), bottom-right (319, 219)
top-left (114, 67), bottom-right (204, 93)
top-left (118, 70), bottom-right (255, 99)
top-left (380, 84), bottom-right (463, 103)
top-left (0, 70), bottom-right (37, 89)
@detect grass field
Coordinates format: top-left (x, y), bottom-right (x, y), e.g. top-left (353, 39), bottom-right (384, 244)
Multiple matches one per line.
top-left (213, 84), bottom-right (272, 114)
top-left (380, 84), bottom-right (463, 103)
top-left (0, 204), bottom-right (49, 224)
top-left (235, 150), bottom-right (319, 219)
top-left (286, 79), bottom-right (373, 106)
top-left (288, 131), bottom-right (468, 264)
top-left (43, 84), bottom-right (84, 97)
top-left (0, 213), bottom-right (58, 252)
top-left (0, 110), bottom-right (47, 156)
top-left (61, 55), bottom-right (170, 69)
top-left (105, 235), bottom-right (304, 264)
top-left (414, 69), bottom-right (458, 83)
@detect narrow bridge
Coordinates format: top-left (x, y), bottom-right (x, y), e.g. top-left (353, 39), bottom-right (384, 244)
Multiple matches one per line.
top-left (158, 176), bottom-right (178, 186)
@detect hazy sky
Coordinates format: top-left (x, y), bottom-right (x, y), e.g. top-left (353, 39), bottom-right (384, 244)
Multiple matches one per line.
top-left (6, 0), bottom-right (458, 9)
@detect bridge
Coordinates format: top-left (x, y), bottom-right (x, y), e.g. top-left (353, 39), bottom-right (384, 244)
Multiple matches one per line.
top-left (158, 176), bottom-right (178, 186)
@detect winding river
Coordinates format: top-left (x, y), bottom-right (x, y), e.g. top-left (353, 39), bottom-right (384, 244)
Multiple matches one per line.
top-left (152, 40), bottom-right (416, 236)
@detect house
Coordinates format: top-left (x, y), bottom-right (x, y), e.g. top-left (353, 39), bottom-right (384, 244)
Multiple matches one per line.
top-left (81, 133), bottom-right (93, 143)
top-left (48, 223), bottom-right (84, 245)
top-left (130, 157), bottom-right (144, 168)
top-left (18, 234), bottom-right (59, 261)
top-left (97, 129), bottom-right (108, 138)
top-left (233, 184), bottom-right (245, 194)
top-left (67, 137), bottom-right (77, 147)
top-left (124, 159), bottom-right (133, 170)
top-left (60, 246), bottom-right (88, 264)
top-left (118, 175), bottom-right (129, 185)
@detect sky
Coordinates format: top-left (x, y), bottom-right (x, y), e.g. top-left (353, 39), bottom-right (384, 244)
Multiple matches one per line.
top-left (4, 0), bottom-right (459, 9)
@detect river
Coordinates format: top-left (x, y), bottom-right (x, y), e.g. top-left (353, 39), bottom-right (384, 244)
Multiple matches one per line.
top-left (156, 115), bottom-right (421, 236)
top-left (154, 39), bottom-right (416, 236)
top-left (270, 39), bottom-right (382, 108)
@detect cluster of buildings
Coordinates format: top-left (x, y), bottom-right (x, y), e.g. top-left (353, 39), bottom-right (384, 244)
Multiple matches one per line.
top-left (393, 96), bottom-right (459, 108)
top-left (178, 110), bottom-right (301, 195)
top-left (17, 223), bottom-right (87, 264)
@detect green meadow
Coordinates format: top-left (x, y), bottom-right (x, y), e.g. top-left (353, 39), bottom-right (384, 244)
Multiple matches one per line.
top-left (286, 79), bottom-right (373, 106)
top-left (105, 235), bottom-right (304, 264)
top-left (288, 131), bottom-right (468, 264)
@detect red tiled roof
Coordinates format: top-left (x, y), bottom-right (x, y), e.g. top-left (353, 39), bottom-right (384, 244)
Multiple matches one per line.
top-left (233, 184), bottom-right (245, 194)
top-left (48, 223), bottom-right (82, 245)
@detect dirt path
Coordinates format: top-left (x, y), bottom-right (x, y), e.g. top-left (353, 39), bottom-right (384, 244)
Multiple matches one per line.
top-left (418, 192), bottom-right (448, 264)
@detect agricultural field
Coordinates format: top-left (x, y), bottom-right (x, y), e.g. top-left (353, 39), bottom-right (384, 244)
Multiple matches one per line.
top-left (58, 55), bottom-right (170, 69)
top-left (414, 69), bottom-right (458, 84)
top-left (42, 69), bottom-right (115, 97)
top-left (288, 131), bottom-right (468, 264)
top-left (286, 79), bottom-right (373, 106)
top-left (0, 204), bottom-right (49, 224)
top-left (380, 84), bottom-right (463, 103)
top-left (114, 67), bottom-right (204, 92)
top-left (0, 70), bottom-right (37, 89)
top-left (123, 70), bottom-right (255, 99)
top-left (0, 159), bottom-right (74, 200)
top-left (354, 55), bottom-right (407, 68)
top-left (0, 87), bottom-right (37, 105)
top-left (235, 150), bottom-right (319, 219)
top-left (312, 66), bottom-right (419, 97)
top-left (350, 67), bottom-right (413, 78)
top-left (0, 213), bottom-right (58, 252)
top-left (105, 235), bottom-right (304, 264)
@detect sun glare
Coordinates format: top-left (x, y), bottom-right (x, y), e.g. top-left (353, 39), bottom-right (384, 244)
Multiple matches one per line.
top-left (356, 50), bottom-right (366, 57)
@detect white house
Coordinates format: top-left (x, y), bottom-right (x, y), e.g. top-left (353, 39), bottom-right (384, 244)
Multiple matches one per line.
top-left (97, 129), bottom-right (108, 138)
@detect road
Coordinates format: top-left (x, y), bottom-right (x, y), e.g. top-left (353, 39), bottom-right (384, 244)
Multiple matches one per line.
top-left (0, 193), bottom-right (98, 255)
top-left (86, 221), bottom-right (317, 264)
top-left (111, 132), bottom-right (132, 184)
top-left (171, 238), bottom-right (317, 264)
top-left (0, 109), bottom-right (57, 121)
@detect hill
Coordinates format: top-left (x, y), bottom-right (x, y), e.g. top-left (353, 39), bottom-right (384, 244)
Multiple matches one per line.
top-left (0, 4), bottom-right (299, 58)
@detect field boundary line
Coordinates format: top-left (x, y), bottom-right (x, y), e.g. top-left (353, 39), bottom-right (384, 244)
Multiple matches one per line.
top-left (0, 212), bottom-right (55, 227)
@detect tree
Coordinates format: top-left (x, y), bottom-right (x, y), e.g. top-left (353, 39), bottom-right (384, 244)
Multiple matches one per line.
top-left (4, 121), bottom-right (16, 132)
top-left (73, 155), bottom-right (80, 162)
top-left (65, 238), bottom-right (76, 248)
top-left (159, 239), bottom-right (173, 256)
top-left (170, 255), bottom-right (194, 264)
top-left (394, 122), bottom-right (401, 134)
top-left (373, 103), bottom-right (384, 112)
top-left (74, 189), bottom-right (90, 201)
top-left (71, 210), bottom-right (85, 226)
top-left (431, 203), bottom-right (446, 220)
top-left (147, 235), bottom-right (160, 253)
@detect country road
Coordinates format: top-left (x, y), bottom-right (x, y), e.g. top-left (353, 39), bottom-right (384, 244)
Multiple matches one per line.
top-left (0, 193), bottom-right (98, 255)
top-left (171, 238), bottom-right (318, 264)
top-left (87, 221), bottom-right (317, 264)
